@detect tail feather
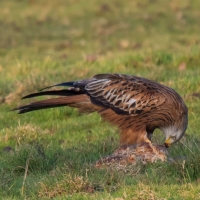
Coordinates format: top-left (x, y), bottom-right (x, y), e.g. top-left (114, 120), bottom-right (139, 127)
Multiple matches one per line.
top-left (39, 79), bottom-right (95, 91)
top-left (13, 97), bottom-right (71, 114)
top-left (12, 95), bottom-right (101, 114)
top-left (40, 81), bottom-right (75, 91)
top-left (22, 89), bottom-right (84, 99)
top-left (12, 78), bottom-right (101, 114)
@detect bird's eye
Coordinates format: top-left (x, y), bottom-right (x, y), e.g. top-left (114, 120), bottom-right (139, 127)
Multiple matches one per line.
top-left (171, 136), bottom-right (176, 140)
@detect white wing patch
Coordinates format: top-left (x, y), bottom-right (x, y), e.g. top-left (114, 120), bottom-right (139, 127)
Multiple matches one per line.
top-left (128, 99), bottom-right (136, 108)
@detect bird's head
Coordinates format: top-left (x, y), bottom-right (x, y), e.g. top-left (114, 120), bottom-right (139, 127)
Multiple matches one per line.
top-left (162, 105), bottom-right (188, 148)
top-left (163, 128), bottom-right (184, 148)
top-left (162, 119), bottom-right (188, 148)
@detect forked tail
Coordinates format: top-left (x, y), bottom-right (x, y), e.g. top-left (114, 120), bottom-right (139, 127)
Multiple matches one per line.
top-left (12, 80), bottom-right (100, 114)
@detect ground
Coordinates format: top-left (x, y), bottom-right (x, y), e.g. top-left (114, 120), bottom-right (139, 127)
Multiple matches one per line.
top-left (0, 0), bottom-right (200, 199)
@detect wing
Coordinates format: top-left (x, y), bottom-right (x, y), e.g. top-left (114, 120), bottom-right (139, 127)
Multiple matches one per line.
top-left (85, 74), bottom-right (166, 115)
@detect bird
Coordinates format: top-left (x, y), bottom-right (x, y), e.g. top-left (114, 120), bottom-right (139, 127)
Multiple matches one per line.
top-left (13, 73), bottom-right (188, 148)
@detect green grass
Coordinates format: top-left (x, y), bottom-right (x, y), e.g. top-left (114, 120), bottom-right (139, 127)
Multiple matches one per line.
top-left (0, 0), bottom-right (200, 199)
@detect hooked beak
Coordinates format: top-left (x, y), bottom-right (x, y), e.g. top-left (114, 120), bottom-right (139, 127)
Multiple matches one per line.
top-left (164, 137), bottom-right (172, 148)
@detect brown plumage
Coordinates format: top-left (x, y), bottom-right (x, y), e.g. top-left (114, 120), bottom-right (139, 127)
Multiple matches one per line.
top-left (13, 73), bottom-right (188, 148)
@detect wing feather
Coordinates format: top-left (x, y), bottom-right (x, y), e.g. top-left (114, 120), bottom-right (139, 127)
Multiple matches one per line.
top-left (86, 74), bottom-right (166, 115)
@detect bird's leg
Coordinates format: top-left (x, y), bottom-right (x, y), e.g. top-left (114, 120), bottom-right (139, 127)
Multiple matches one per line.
top-left (120, 128), bottom-right (151, 145)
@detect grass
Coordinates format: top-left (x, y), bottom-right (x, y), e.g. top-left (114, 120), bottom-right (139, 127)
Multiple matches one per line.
top-left (0, 0), bottom-right (200, 199)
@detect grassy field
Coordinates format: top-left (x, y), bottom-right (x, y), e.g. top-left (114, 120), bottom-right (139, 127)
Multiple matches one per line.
top-left (0, 0), bottom-right (200, 199)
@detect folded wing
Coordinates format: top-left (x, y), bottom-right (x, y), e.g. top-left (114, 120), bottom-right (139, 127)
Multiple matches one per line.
top-left (85, 74), bottom-right (166, 115)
